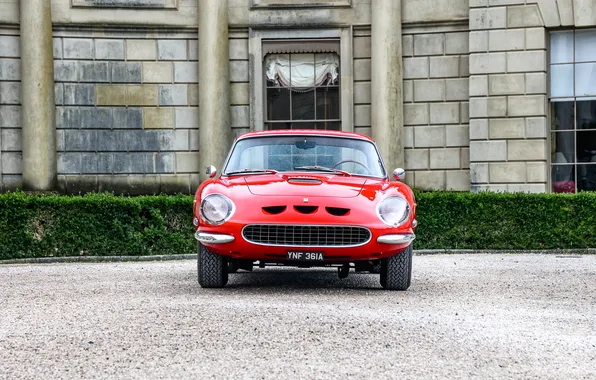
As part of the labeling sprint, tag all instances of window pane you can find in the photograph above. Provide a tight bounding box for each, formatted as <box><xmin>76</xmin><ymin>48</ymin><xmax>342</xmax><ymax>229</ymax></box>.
<box><xmin>577</xmin><ymin>164</ymin><xmax>596</xmax><ymax>191</ymax></box>
<box><xmin>550</xmin><ymin>64</ymin><xmax>574</xmax><ymax>98</ymax></box>
<box><xmin>575</xmin><ymin>62</ymin><xmax>596</xmax><ymax>97</ymax></box>
<box><xmin>289</xmin><ymin>121</ymin><xmax>316</xmax><ymax>129</ymax></box>
<box><xmin>576</xmin><ymin>130</ymin><xmax>596</xmax><ymax>162</ymax></box>
<box><xmin>575</xmin><ymin>29</ymin><xmax>596</xmax><ymax>63</ymax></box>
<box><xmin>550</xmin><ymin>31</ymin><xmax>574</xmax><ymax>64</ymax></box>
<box><xmin>267</xmin><ymin>88</ymin><xmax>291</xmax><ymax>120</ymax></box>
<box><xmin>264</xmin><ymin>51</ymin><xmax>341</xmax><ymax>130</ymax></box>
<box><xmin>291</xmin><ymin>90</ymin><xmax>315</xmax><ymax>120</ymax></box>
<box><xmin>551</xmin><ymin>102</ymin><xmax>574</xmax><ymax>130</ymax></box>
<box><xmin>322</xmin><ymin>121</ymin><xmax>341</xmax><ymax>131</ymax></box>
<box><xmin>576</xmin><ymin>100</ymin><xmax>596</xmax><ymax>130</ymax></box>
<box><xmin>266</xmin><ymin>122</ymin><xmax>291</xmax><ymax>130</ymax></box>
<box><xmin>551</xmin><ymin>131</ymin><xmax>575</xmax><ymax>163</ymax></box>
<box><xmin>316</xmin><ymin>87</ymin><xmax>340</xmax><ymax>120</ymax></box>
<box><xmin>551</xmin><ymin>165</ymin><xmax>575</xmax><ymax>193</ymax></box>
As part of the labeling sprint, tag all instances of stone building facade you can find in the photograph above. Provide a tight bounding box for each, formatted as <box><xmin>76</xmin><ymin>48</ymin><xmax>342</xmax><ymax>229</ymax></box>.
<box><xmin>1</xmin><ymin>0</ymin><xmax>595</xmax><ymax>194</ymax></box>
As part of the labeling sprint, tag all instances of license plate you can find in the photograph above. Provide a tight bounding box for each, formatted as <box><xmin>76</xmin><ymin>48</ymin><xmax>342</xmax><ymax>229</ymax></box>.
<box><xmin>287</xmin><ymin>251</ymin><xmax>324</xmax><ymax>261</ymax></box>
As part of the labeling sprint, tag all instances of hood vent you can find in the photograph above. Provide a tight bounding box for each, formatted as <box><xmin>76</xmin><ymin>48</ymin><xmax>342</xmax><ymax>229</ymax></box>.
<box><xmin>326</xmin><ymin>207</ymin><xmax>350</xmax><ymax>216</ymax></box>
<box><xmin>262</xmin><ymin>206</ymin><xmax>287</xmax><ymax>215</ymax></box>
<box><xmin>287</xmin><ymin>177</ymin><xmax>323</xmax><ymax>184</ymax></box>
<box><xmin>294</xmin><ymin>206</ymin><xmax>318</xmax><ymax>214</ymax></box>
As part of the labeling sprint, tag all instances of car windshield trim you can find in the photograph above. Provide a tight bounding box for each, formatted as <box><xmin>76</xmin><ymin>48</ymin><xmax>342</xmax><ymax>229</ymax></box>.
<box><xmin>221</xmin><ymin>134</ymin><xmax>388</xmax><ymax>179</ymax></box>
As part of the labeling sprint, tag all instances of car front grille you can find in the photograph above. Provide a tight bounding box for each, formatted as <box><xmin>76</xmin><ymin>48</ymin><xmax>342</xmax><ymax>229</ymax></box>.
<box><xmin>242</xmin><ymin>225</ymin><xmax>371</xmax><ymax>247</ymax></box>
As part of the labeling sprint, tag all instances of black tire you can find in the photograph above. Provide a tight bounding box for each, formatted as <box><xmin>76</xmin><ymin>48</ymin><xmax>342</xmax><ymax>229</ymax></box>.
<box><xmin>197</xmin><ymin>242</ymin><xmax>228</xmax><ymax>288</ymax></box>
<box><xmin>380</xmin><ymin>243</ymin><xmax>413</xmax><ymax>290</ymax></box>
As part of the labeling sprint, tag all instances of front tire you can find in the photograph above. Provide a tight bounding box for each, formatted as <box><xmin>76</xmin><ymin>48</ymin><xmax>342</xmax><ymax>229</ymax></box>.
<box><xmin>380</xmin><ymin>243</ymin><xmax>413</xmax><ymax>290</ymax></box>
<box><xmin>197</xmin><ymin>242</ymin><xmax>228</xmax><ymax>288</ymax></box>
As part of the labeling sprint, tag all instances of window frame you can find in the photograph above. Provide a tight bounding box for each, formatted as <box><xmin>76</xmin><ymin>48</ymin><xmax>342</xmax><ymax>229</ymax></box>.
<box><xmin>548</xmin><ymin>28</ymin><xmax>596</xmax><ymax>193</ymax></box>
<box><xmin>249</xmin><ymin>28</ymin><xmax>353</xmax><ymax>132</ymax></box>
<box><xmin>264</xmin><ymin>51</ymin><xmax>341</xmax><ymax>130</ymax></box>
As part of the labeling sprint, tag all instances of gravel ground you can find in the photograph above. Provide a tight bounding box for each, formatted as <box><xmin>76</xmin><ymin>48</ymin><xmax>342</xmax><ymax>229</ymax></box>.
<box><xmin>0</xmin><ymin>254</ymin><xmax>595</xmax><ymax>380</ymax></box>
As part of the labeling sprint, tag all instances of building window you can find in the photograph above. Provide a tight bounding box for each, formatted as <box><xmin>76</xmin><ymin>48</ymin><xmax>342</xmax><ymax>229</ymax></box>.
<box><xmin>550</xmin><ymin>30</ymin><xmax>596</xmax><ymax>193</ymax></box>
<box><xmin>264</xmin><ymin>53</ymin><xmax>340</xmax><ymax>130</ymax></box>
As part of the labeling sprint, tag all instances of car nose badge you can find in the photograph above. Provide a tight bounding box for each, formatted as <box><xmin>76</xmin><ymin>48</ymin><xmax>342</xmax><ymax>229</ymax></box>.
<box><xmin>303</xmin><ymin>198</ymin><xmax>309</xmax><ymax>203</ymax></box>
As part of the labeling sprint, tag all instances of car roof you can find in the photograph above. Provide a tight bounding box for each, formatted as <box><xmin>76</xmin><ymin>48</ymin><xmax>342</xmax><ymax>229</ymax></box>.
<box><xmin>236</xmin><ymin>129</ymin><xmax>375</xmax><ymax>142</ymax></box>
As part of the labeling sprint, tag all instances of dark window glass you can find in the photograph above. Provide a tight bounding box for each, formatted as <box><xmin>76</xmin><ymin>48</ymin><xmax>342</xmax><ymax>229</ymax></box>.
<box><xmin>267</xmin><ymin>88</ymin><xmax>291</xmax><ymax>120</ymax></box>
<box><xmin>318</xmin><ymin>121</ymin><xmax>341</xmax><ymax>131</ymax></box>
<box><xmin>551</xmin><ymin>131</ymin><xmax>575</xmax><ymax>163</ymax></box>
<box><xmin>576</xmin><ymin>130</ymin><xmax>596</xmax><ymax>162</ymax></box>
<box><xmin>577</xmin><ymin>164</ymin><xmax>596</xmax><ymax>191</ymax></box>
<box><xmin>576</xmin><ymin>100</ymin><xmax>596</xmax><ymax>129</ymax></box>
<box><xmin>291</xmin><ymin>91</ymin><xmax>315</xmax><ymax>120</ymax></box>
<box><xmin>290</xmin><ymin>122</ymin><xmax>316</xmax><ymax>130</ymax></box>
<box><xmin>551</xmin><ymin>102</ymin><xmax>574</xmax><ymax>130</ymax></box>
<box><xmin>316</xmin><ymin>87</ymin><xmax>340</xmax><ymax>120</ymax></box>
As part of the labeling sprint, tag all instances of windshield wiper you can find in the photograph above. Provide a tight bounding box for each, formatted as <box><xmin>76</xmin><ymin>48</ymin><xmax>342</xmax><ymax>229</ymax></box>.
<box><xmin>293</xmin><ymin>166</ymin><xmax>350</xmax><ymax>176</ymax></box>
<box><xmin>225</xmin><ymin>168</ymin><xmax>278</xmax><ymax>176</ymax></box>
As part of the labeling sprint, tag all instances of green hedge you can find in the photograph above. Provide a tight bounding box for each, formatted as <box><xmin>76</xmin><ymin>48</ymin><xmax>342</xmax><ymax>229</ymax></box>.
<box><xmin>0</xmin><ymin>192</ymin><xmax>195</xmax><ymax>260</ymax></box>
<box><xmin>1</xmin><ymin>191</ymin><xmax>595</xmax><ymax>260</ymax></box>
<box><xmin>415</xmin><ymin>191</ymin><xmax>596</xmax><ymax>250</ymax></box>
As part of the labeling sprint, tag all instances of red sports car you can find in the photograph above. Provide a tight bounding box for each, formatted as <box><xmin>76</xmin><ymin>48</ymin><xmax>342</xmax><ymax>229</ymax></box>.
<box><xmin>192</xmin><ymin>130</ymin><xmax>417</xmax><ymax>290</ymax></box>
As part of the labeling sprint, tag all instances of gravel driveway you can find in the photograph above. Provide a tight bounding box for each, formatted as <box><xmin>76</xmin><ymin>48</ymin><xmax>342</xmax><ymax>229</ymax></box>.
<box><xmin>0</xmin><ymin>254</ymin><xmax>595</xmax><ymax>380</ymax></box>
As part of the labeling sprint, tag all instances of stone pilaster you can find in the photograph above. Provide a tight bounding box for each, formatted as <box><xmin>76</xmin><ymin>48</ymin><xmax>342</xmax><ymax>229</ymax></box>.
<box><xmin>371</xmin><ymin>0</ymin><xmax>404</xmax><ymax>173</ymax></box>
<box><xmin>20</xmin><ymin>0</ymin><xmax>57</xmax><ymax>190</ymax></box>
<box><xmin>198</xmin><ymin>0</ymin><xmax>231</xmax><ymax>182</ymax></box>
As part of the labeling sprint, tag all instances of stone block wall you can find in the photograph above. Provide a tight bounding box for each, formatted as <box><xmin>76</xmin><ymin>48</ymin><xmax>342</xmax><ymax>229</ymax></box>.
<box><xmin>353</xmin><ymin>26</ymin><xmax>470</xmax><ymax>190</ymax></box>
<box><xmin>402</xmin><ymin>27</ymin><xmax>470</xmax><ymax>191</ymax></box>
<box><xmin>0</xmin><ymin>28</ymin><xmax>22</xmax><ymax>191</ymax></box>
<box><xmin>468</xmin><ymin>1</ymin><xmax>551</xmax><ymax>193</ymax></box>
<box><xmin>468</xmin><ymin>0</ymin><xmax>596</xmax><ymax>193</ymax></box>
<box><xmin>52</xmin><ymin>28</ymin><xmax>200</xmax><ymax>194</ymax></box>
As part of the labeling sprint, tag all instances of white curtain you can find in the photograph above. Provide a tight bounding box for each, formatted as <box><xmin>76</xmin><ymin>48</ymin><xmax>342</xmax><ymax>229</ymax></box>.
<box><xmin>265</xmin><ymin>53</ymin><xmax>339</xmax><ymax>91</ymax></box>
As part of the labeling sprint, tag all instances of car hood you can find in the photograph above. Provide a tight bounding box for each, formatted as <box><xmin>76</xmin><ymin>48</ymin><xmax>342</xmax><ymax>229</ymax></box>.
<box><xmin>243</xmin><ymin>174</ymin><xmax>368</xmax><ymax>198</ymax></box>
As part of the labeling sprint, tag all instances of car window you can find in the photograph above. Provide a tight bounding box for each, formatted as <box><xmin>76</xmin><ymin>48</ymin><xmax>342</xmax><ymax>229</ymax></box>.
<box><xmin>224</xmin><ymin>135</ymin><xmax>386</xmax><ymax>177</ymax></box>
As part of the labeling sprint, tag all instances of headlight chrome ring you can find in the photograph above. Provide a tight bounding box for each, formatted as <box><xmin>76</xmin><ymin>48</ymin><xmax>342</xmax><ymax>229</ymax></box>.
<box><xmin>376</xmin><ymin>196</ymin><xmax>411</xmax><ymax>227</ymax></box>
<box><xmin>200</xmin><ymin>194</ymin><xmax>235</xmax><ymax>225</ymax></box>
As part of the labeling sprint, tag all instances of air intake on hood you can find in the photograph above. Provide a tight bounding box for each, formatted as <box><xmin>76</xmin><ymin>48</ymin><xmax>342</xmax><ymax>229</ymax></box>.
<box><xmin>262</xmin><ymin>206</ymin><xmax>287</xmax><ymax>215</ymax></box>
<box><xmin>287</xmin><ymin>177</ymin><xmax>323</xmax><ymax>184</ymax></box>
<box><xmin>325</xmin><ymin>207</ymin><xmax>350</xmax><ymax>216</ymax></box>
<box><xmin>294</xmin><ymin>206</ymin><xmax>318</xmax><ymax>214</ymax></box>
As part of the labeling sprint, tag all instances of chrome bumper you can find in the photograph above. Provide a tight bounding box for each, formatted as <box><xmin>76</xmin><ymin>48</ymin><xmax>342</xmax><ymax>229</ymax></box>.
<box><xmin>377</xmin><ymin>233</ymin><xmax>416</xmax><ymax>245</ymax></box>
<box><xmin>195</xmin><ymin>231</ymin><xmax>235</xmax><ymax>244</ymax></box>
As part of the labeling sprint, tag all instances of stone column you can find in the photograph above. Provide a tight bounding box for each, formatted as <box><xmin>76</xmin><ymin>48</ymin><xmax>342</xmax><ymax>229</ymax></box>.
<box><xmin>198</xmin><ymin>0</ymin><xmax>231</xmax><ymax>182</ymax></box>
<box><xmin>371</xmin><ymin>0</ymin><xmax>404</xmax><ymax>174</ymax></box>
<box><xmin>20</xmin><ymin>0</ymin><xmax>57</xmax><ymax>191</ymax></box>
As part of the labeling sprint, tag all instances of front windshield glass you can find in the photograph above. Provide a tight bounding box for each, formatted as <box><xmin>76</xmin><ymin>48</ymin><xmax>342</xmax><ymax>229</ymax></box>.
<box><xmin>223</xmin><ymin>135</ymin><xmax>386</xmax><ymax>178</ymax></box>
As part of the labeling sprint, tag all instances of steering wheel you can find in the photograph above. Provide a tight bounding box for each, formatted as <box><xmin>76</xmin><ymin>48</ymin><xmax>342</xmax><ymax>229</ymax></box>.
<box><xmin>331</xmin><ymin>159</ymin><xmax>370</xmax><ymax>173</ymax></box>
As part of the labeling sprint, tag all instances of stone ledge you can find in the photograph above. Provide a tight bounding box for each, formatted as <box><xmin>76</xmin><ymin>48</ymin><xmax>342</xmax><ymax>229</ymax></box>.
<box><xmin>71</xmin><ymin>0</ymin><xmax>178</xmax><ymax>9</ymax></box>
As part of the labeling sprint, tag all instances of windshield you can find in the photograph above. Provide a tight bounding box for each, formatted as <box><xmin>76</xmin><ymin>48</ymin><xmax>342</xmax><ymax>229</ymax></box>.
<box><xmin>223</xmin><ymin>135</ymin><xmax>386</xmax><ymax>178</ymax></box>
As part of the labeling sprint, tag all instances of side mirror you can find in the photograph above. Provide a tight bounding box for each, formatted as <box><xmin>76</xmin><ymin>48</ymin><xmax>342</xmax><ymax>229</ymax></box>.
<box><xmin>206</xmin><ymin>165</ymin><xmax>217</xmax><ymax>179</ymax></box>
<box><xmin>393</xmin><ymin>168</ymin><xmax>405</xmax><ymax>181</ymax></box>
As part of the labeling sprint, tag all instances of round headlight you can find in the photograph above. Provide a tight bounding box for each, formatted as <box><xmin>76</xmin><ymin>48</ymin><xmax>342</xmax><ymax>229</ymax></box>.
<box><xmin>376</xmin><ymin>196</ymin><xmax>410</xmax><ymax>227</ymax></box>
<box><xmin>200</xmin><ymin>194</ymin><xmax>235</xmax><ymax>225</ymax></box>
